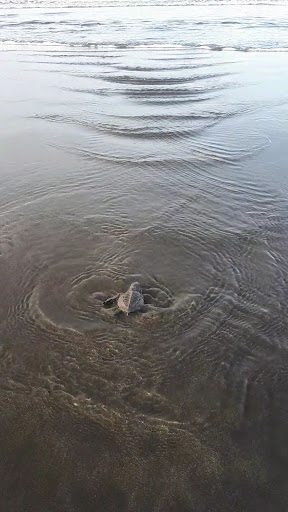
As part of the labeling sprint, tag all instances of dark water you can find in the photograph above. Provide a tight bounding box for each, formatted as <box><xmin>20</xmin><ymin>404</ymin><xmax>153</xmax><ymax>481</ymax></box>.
<box><xmin>1</xmin><ymin>5</ymin><xmax>288</xmax><ymax>512</ymax></box>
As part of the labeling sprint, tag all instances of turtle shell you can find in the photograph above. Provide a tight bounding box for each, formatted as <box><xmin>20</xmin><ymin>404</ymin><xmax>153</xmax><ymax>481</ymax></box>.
<box><xmin>117</xmin><ymin>282</ymin><xmax>144</xmax><ymax>315</ymax></box>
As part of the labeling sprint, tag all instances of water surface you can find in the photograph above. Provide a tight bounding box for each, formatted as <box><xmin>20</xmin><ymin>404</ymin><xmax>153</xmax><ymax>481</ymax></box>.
<box><xmin>1</xmin><ymin>5</ymin><xmax>288</xmax><ymax>511</ymax></box>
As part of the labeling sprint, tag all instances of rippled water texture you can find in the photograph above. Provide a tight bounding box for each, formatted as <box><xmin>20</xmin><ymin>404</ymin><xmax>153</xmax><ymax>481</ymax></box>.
<box><xmin>1</xmin><ymin>5</ymin><xmax>288</xmax><ymax>51</ymax></box>
<box><xmin>1</xmin><ymin>5</ymin><xmax>288</xmax><ymax>512</ymax></box>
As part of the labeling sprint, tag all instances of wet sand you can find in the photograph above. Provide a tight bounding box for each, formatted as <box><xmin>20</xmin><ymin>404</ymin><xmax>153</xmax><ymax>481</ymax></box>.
<box><xmin>1</xmin><ymin>44</ymin><xmax>288</xmax><ymax>511</ymax></box>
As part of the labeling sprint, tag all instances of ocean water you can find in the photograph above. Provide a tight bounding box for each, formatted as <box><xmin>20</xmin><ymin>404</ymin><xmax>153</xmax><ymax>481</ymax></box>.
<box><xmin>0</xmin><ymin>4</ymin><xmax>288</xmax><ymax>51</ymax></box>
<box><xmin>1</xmin><ymin>3</ymin><xmax>288</xmax><ymax>512</ymax></box>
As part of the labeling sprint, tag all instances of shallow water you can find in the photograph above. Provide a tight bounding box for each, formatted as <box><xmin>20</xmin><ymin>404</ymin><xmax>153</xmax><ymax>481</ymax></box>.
<box><xmin>1</xmin><ymin>5</ymin><xmax>288</xmax><ymax>512</ymax></box>
<box><xmin>1</xmin><ymin>5</ymin><xmax>288</xmax><ymax>51</ymax></box>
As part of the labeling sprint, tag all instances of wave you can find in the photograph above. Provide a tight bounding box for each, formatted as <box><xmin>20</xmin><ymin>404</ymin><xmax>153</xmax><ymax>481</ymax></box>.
<box><xmin>1</xmin><ymin>39</ymin><xmax>288</xmax><ymax>52</ymax></box>
<box><xmin>1</xmin><ymin>4</ymin><xmax>287</xmax><ymax>52</ymax></box>
<box><xmin>0</xmin><ymin>0</ymin><xmax>287</xmax><ymax>6</ymax></box>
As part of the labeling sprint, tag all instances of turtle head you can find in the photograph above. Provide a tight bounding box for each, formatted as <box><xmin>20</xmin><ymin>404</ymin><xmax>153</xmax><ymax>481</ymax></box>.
<box><xmin>130</xmin><ymin>282</ymin><xmax>141</xmax><ymax>292</ymax></box>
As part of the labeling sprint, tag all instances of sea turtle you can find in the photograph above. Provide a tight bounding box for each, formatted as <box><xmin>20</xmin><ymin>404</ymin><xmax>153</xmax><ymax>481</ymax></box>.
<box><xmin>103</xmin><ymin>282</ymin><xmax>144</xmax><ymax>315</ymax></box>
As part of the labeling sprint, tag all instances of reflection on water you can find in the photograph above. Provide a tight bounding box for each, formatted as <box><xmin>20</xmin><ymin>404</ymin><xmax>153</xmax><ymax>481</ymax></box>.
<box><xmin>1</xmin><ymin>9</ymin><xmax>288</xmax><ymax>510</ymax></box>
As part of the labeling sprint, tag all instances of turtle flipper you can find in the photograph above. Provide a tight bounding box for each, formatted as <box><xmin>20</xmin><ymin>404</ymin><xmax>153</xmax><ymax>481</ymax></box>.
<box><xmin>103</xmin><ymin>294</ymin><xmax>120</xmax><ymax>308</ymax></box>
